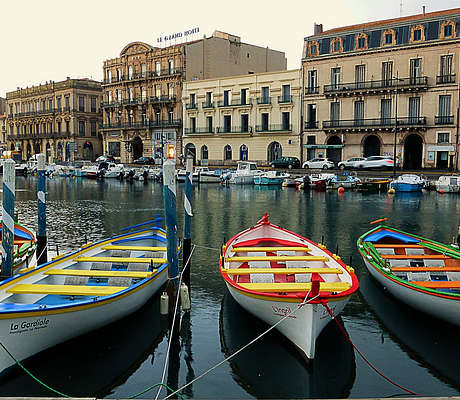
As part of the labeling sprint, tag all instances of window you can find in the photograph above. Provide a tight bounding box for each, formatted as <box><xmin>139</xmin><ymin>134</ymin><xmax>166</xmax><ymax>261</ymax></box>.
<box><xmin>190</xmin><ymin>93</ymin><xmax>196</xmax><ymax>107</ymax></box>
<box><xmin>168</xmin><ymin>110</ymin><xmax>174</xmax><ymax>123</ymax></box>
<box><xmin>155</xmin><ymin>84</ymin><xmax>161</xmax><ymax>98</ymax></box>
<box><xmin>91</xmin><ymin>121</ymin><xmax>96</xmax><ymax>136</ymax></box>
<box><xmin>42</xmin><ymin>100</ymin><xmax>46</xmax><ymax>111</ymax></box>
<box><xmin>168</xmin><ymin>59</ymin><xmax>174</xmax><ymax>74</ymax></box>
<box><xmin>155</xmin><ymin>112</ymin><xmax>160</xmax><ymax>124</ymax></box>
<box><xmin>408</xmin><ymin>97</ymin><xmax>420</xmax><ymax>123</ymax></box>
<box><xmin>224</xmin><ymin>145</ymin><xmax>232</xmax><ymax>160</ymax></box>
<box><xmin>109</xmin><ymin>142</ymin><xmax>121</xmax><ymax>157</ymax></box>
<box><xmin>91</xmin><ymin>97</ymin><xmax>96</xmax><ymax>112</ymax></box>
<box><xmin>190</xmin><ymin>117</ymin><xmax>196</xmax><ymax>133</ymax></box>
<box><xmin>354</xmin><ymin>101</ymin><xmax>364</xmax><ymax>125</ymax></box>
<box><xmin>330</xmin><ymin>102</ymin><xmax>340</xmax><ymax>123</ymax></box>
<box><xmin>78</xmin><ymin>96</ymin><xmax>85</xmax><ymax>112</ymax></box>
<box><xmin>331</xmin><ymin>38</ymin><xmax>342</xmax><ymax>53</ymax></box>
<box><xmin>310</xmin><ymin>44</ymin><xmax>317</xmax><ymax>55</ymax></box>
<box><xmin>79</xmin><ymin>121</ymin><xmax>85</xmax><ymax>136</ymax></box>
<box><xmin>444</xmin><ymin>24</ymin><xmax>453</xmax><ymax>38</ymax></box>
<box><xmin>307</xmin><ymin>70</ymin><xmax>317</xmax><ymax>93</ymax></box>
<box><xmin>410</xmin><ymin>58</ymin><xmax>422</xmax><ymax>83</ymax></box>
<box><xmin>206</xmin><ymin>91</ymin><xmax>212</xmax><ymax>106</ymax></box>
<box><xmin>48</xmin><ymin>99</ymin><xmax>53</xmax><ymax>110</ymax></box>
<box><xmin>49</xmin><ymin>123</ymin><xmax>52</xmax><ymax>133</ymax></box>
<box><xmin>241</xmin><ymin>88</ymin><xmax>248</xmax><ymax>105</ymax></box>
<box><xmin>207</xmin><ymin>116</ymin><xmax>213</xmax><ymax>132</ymax></box>
<box><xmin>107</xmin><ymin>70</ymin><xmax>112</xmax><ymax>83</ymax></box>
<box><xmin>156</xmin><ymin>61</ymin><xmax>161</xmax><ymax>76</ymax></box>
<box><xmin>223</xmin><ymin>90</ymin><xmax>230</xmax><ymax>106</ymax></box>
<box><xmin>438</xmin><ymin>95</ymin><xmax>452</xmax><ymax>124</ymax></box>
<box><xmin>385</xmin><ymin>33</ymin><xmax>393</xmax><ymax>44</ymax></box>
<box><xmin>66</xmin><ymin>121</ymin><xmax>70</xmax><ymax>132</ymax></box>
<box><xmin>410</xmin><ymin>25</ymin><xmax>425</xmax><ymax>43</ymax></box>
<box><xmin>413</xmin><ymin>29</ymin><xmax>422</xmax><ymax>41</ymax></box>
<box><xmin>128</xmin><ymin>66</ymin><xmax>133</xmax><ymax>79</ymax></box>
<box><xmin>141</xmin><ymin>64</ymin><xmax>146</xmax><ymax>78</ymax></box>
<box><xmin>357</xmin><ymin>36</ymin><xmax>366</xmax><ymax>49</ymax></box>
<box><xmin>382</xmin><ymin>61</ymin><xmax>393</xmax><ymax>86</ymax></box>
<box><xmin>380</xmin><ymin>99</ymin><xmax>392</xmax><ymax>124</ymax></box>
<box><xmin>168</xmin><ymin>83</ymin><xmax>174</xmax><ymax>97</ymax></box>
<box><xmin>224</xmin><ymin>115</ymin><xmax>231</xmax><ymax>132</ymax></box>
<box><xmin>241</xmin><ymin>114</ymin><xmax>249</xmax><ymax>132</ymax></box>
<box><xmin>439</xmin><ymin>55</ymin><xmax>453</xmax><ymax>83</ymax></box>
<box><xmin>57</xmin><ymin>98</ymin><xmax>61</xmax><ymax>110</ymax></box>
<box><xmin>140</xmin><ymin>87</ymin><xmax>146</xmax><ymax>101</ymax></box>
<box><xmin>438</xmin><ymin>132</ymin><xmax>449</xmax><ymax>143</ymax></box>
<box><xmin>282</xmin><ymin>112</ymin><xmax>290</xmax><ymax>130</ymax></box>
<box><xmin>261</xmin><ymin>113</ymin><xmax>269</xmax><ymax>131</ymax></box>
<box><xmin>116</xmin><ymin>68</ymin><xmax>121</xmax><ymax>81</ymax></box>
<box><xmin>306</xmin><ymin>104</ymin><xmax>316</xmax><ymax>129</ymax></box>
<box><xmin>355</xmin><ymin>64</ymin><xmax>366</xmax><ymax>88</ymax></box>
<box><xmin>201</xmin><ymin>145</ymin><xmax>208</xmax><ymax>160</ymax></box>
<box><xmin>282</xmin><ymin>85</ymin><xmax>291</xmax><ymax>102</ymax></box>
<box><xmin>57</xmin><ymin>122</ymin><xmax>61</xmax><ymax>133</ymax></box>
<box><xmin>331</xmin><ymin>67</ymin><xmax>340</xmax><ymax>89</ymax></box>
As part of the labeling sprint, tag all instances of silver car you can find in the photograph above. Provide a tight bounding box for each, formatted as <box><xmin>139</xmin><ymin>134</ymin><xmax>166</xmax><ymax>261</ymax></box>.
<box><xmin>337</xmin><ymin>157</ymin><xmax>365</xmax><ymax>170</ymax></box>
<box><xmin>302</xmin><ymin>158</ymin><xmax>335</xmax><ymax>169</ymax></box>
<box><xmin>356</xmin><ymin>156</ymin><xmax>396</xmax><ymax>170</ymax></box>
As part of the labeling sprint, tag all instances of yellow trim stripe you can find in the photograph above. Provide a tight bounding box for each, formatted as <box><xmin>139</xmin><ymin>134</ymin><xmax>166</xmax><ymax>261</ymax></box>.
<box><xmin>238</xmin><ymin>282</ymin><xmax>351</xmax><ymax>292</ymax></box>
<box><xmin>223</xmin><ymin>267</ymin><xmax>342</xmax><ymax>275</ymax></box>
<box><xmin>103</xmin><ymin>245</ymin><xmax>167</xmax><ymax>251</ymax></box>
<box><xmin>232</xmin><ymin>247</ymin><xmax>311</xmax><ymax>252</ymax></box>
<box><xmin>44</xmin><ymin>269</ymin><xmax>156</xmax><ymax>278</ymax></box>
<box><xmin>225</xmin><ymin>255</ymin><xmax>329</xmax><ymax>262</ymax></box>
<box><xmin>74</xmin><ymin>257</ymin><xmax>167</xmax><ymax>264</ymax></box>
<box><xmin>7</xmin><ymin>284</ymin><xmax>126</xmax><ymax>296</ymax></box>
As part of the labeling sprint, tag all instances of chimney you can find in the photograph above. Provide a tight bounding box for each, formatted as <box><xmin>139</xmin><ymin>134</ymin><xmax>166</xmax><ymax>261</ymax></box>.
<box><xmin>422</xmin><ymin>5</ymin><xmax>425</xmax><ymax>15</ymax></box>
<box><xmin>314</xmin><ymin>23</ymin><xmax>323</xmax><ymax>35</ymax></box>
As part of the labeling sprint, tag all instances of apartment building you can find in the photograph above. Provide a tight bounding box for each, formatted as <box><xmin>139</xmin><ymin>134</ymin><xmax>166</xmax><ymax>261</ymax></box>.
<box><xmin>6</xmin><ymin>78</ymin><xmax>103</xmax><ymax>162</ymax></box>
<box><xmin>182</xmin><ymin>69</ymin><xmax>301</xmax><ymax>165</ymax></box>
<box><xmin>302</xmin><ymin>8</ymin><xmax>460</xmax><ymax>169</ymax></box>
<box><xmin>101</xmin><ymin>30</ymin><xmax>287</xmax><ymax>164</ymax></box>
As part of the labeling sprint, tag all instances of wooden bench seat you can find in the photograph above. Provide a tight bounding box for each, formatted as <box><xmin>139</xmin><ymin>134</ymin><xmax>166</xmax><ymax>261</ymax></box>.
<box><xmin>74</xmin><ymin>256</ymin><xmax>167</xmax><ymax>264</ymax></box>
<box><xmin>45</xmin><ymin>269</ymin><xmax>157</xmax><ymax>278</ymax></box>
<box><xmin>392</xmin><ymin>267</ymin><xmax>460</xmax><ymax>272</ymax></box>
<box><xmin>408</xmin><ymin>281</ymin><xmax>460</xmax><ymax>289</ymax></box>
<box><xmin>225</xmin><ymin>255</ymin><xmax>329</xmax><ymax>263</ymax></box>
<box><xmin>381</xmin><ymin>254</ymin><xmax>447</xmax><ymax>260</ymax></box>
<box><xmin>238</xmin><ymin>282</ymin><xmax>351</xmax><ymax>293</ymax></box>
<box><xmin>232</xmin><ymin>246</ymin><xmax>311</xmax><ymax>253</ymax></box>
<box><xmin>103</xmin><ymin>245</ymin><xmax>166</xmax><ymax>252</ymax></box>
<box><xmin>373</xmin><ymin>244</ymin><xmax>423</xmax><ymax>248</ymax></box>
<box><xmin>223</xmin><ymin>267</ymin><xmax>342</xmax><ymax>275</ymax></box>
<box><xmin>7</xmin><ymin>284</ymin><xmax>127</xmax><ymax>296</ymax></box>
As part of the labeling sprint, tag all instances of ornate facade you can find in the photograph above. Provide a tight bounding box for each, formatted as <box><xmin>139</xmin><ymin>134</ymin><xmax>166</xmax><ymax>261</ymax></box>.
<box><xmin>6</xmin><ymin>78</ymin><xmax>102</xmax><ymax>162</ymax></box>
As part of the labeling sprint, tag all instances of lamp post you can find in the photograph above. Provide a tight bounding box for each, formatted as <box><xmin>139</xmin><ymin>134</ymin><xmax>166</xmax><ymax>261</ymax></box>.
<box><xmin>393</xmin><ymin>72</ymin><xmax>399</xmax><ymax>179</ymax></box>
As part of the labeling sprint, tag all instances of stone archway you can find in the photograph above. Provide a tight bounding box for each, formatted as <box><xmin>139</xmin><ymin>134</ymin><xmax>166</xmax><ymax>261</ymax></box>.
<box><xmin>403</xmin><ymin>134</ymin><xmax>423</xmax><ymax>169</ymax></box>
<box><xmin>131</xmin><ymin>137</ymin><xmax>143</xmax><ymax>161</ymax></box>
<box><xmin>267</xmin><ymin>142</ymin><xmax>282</xmax><ymax>162</ymax></box>
<box><xmin>184</xmin><ymin>143</ymin><xmax>196</xmax><ymax>165</ymax></box>
<box><xmin>326</xmin><ymin>136</ymin><xmax>342</xmax><ymax>165</ymax></box>
<box><xmin>363</xmin><ymin>135</ymin><xmax>381</xmax><ymax>157</ymax></box>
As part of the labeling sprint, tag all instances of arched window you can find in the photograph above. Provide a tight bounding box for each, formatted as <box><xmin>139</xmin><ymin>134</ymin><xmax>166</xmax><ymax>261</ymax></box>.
<box><xmin>240</xmin><ymin>144</ymin><xmax>248</xmax><ymax>161</ymax></box>
<box><xmin>224</xmin><ymin>145</ymin><xmax>232</xmax><ymax>160</ymax></box>
<box><xmin>201</xmin><ymin>145</ymin><xmax>208</xmax><ymax>160</ymax></box>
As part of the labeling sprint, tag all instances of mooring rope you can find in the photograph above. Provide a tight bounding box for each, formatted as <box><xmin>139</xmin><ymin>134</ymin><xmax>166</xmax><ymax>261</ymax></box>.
<box><xmin>161</xmin><ymin>290</ymin><xmax>320</xmax><ymax>400</ymax></box>
<box><xmin>323</xmin><ymin>303</ymin><xmax>418</xmax><ymax>396</ymax></box>
<box><xmin>192</xmin><ymin>243</ymin><xmax>221</xmax><ymax>251</ymax></box>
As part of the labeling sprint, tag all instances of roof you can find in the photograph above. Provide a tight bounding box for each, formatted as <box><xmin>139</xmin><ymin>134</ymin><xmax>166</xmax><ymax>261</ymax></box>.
<box><xmin>311</xmin><ymin>7</ymin><xmax>460</xmax><ymax>38</ymax></box>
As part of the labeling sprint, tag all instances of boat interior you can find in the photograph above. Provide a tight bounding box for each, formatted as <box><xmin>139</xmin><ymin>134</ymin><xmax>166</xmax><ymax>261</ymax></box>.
<box><xmin>364</xmin><ymin>229</ymin><xmax>460</xmax><ymax>293</ymax></box>
<box><xmin>0</xmin><ymin>233</ymin><xmax>167</xmax><ymax>309</ymax></box>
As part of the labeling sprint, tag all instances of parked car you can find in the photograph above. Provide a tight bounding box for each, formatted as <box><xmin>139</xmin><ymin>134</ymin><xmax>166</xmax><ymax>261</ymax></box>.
<box><xmin>96</xmin><ymin>155</ymin><xmax>115</xmax><ymax>163</ymax></box>
<box><xmin>269</xmin><ymin>156</ymin><xmax>300</xmax><ymax>169</ymax></box>
<box><xmin>302</xmin><ymin>158</ymin><xmax>335</xmax><ymax>170</ymax></box>
<box><xmin>356</xmin><ymin>156</ymin><xmax>396</xmax><ymax>170</ymax></box>
<box><xmin>133</xmin><ymin>156</ymin><xmax>155</xmax><ymax>165</ymax></box>
<box><xmin>338</xmin><ymin>157</ymin><xmax>365</xmax><ymax>170</ymax></box>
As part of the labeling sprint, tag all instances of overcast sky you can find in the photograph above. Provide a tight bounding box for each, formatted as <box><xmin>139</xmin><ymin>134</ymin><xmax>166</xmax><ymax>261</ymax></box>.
<box><xmin>1</xmin><ymin>0</ymin><xmax>459</xmax><ymax>97</ymax></box>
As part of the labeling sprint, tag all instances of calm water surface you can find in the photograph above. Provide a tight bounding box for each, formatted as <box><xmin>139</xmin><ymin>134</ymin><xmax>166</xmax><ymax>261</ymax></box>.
<box><xmin>0</xmin><ymin>177</ymin><xmax>459</xmax><ymax>399</ymax></box>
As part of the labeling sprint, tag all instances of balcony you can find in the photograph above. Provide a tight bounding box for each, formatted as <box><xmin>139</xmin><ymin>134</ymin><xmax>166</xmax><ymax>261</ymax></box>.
<box><xmin>255</xmin><ymin>124</ymin><xmax>292</xmax><ymax>132</ymax></box>
<box><xmin>150</xmin><ymin>95</ymin><xmax>177</xmax><ymax>104</ymax></box>
<box><xmin>436</xmin><ymin>74</ymin><xmax>456</xmax><ymax>84</ymax></box>
<box><xmin>202</xmin><ymin>101</ymin><xmax>214</xmax><ymax>109</ymax></box>
<box><xmin>278</xmin><ymin>95</ymin><xmax>292</xmax><ymax>104</ymax></box>
<box><xmin>185</xmin><ymin>103</ymin><xmax>197</xmax><ymax>110</ymax></box>
<box><xmin>8</xmin><ymin>131</ymin><xmax>74</xmax><ymax>140</ymax></box>
<box><xmin>323</xmin><ymin>116</ymin><xmax>427</xmax><ymax>132</ymax></box>
<box><xmin>151</xmin><ymin>119</ymin><xmax>182</xmax><ymax>128</ymax></box>
<box><xmin>123</xmin><ymin>98</ymin><xmax>147</xmax><ymax>106</ymax></box>
<box><xmin>149</xmin><ymin>68</ymin><xmax>184</xmax><ymax>78</ymax></box>
<box><xmin>304</xmin><ymin>121</ymin><xmax>319</xmax><ymax>129</ymax></box>
<box><xmin>257</xmin><ymin>97</ymin><xmax>271</xmax><ymax>105</ymax></box>
<box><xmin>216</xmin><ymin>125</ymin><xmax>251</xmax><ymax>134</ymax></box>
<box><xmin>101</xmin><ymin>101</ymin><xmax>121</xmax><ymax>108</ymax></box>
<box><xmin>305</xmin><ymin>86</ymin><xmax>319</xmax><ymax>95</ymax></box>
<box><xmin>184</xmin><ymin>127</ymin><xmax>214</xmax><ymax>134</ymax></box>
<box><xmin>100</xmin><ymin>119</ymin><xmax>182</xmax><ymax>130</ymax></box>
<box><xmin>324</xmin><ymin>76</ymin><xmax>428</xmax><ymax>97</ymax></box>
<box><xmin>102</xmin><ymin>77</ymin><xmax>123</xmax><ymax>85</ymax></box>
<box><xmin>435</xmin><ymin>115</ymin><xmax>454</xmax><ymax>125</ymax></box>
<box><xmin>217</xmin><ymin>99</ymin><xmax>252</xmax><ymax>108</ymax></box>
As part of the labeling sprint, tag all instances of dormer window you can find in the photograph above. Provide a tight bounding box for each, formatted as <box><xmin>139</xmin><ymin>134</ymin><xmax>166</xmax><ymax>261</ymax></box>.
<box><xmin>385</xmin><ymin>33</ymin><xmax>393</xmax><ymax>44</ymax></box>
<box><xmin>333</xmin><ymin>41</ymin><xmax>340</xmax><ymax>52</ymax></box>
<box><xmin>382</xmin><ymin>29</ymin><xmax>396</xmax><ymax>46</ymax></box>
<box><xmin>331</xmin><ymin>37</ymin><xmax>343</xmax><ymax>54</ymax></box>
<box><xmin>310</xmin><ymin>44</ymin><xmax>317</xmax><ymax>55</ymax></box>
<box><xmin>413</xmin><ymin>29</ymin><xmax>422</xmax><ymax>41</ymax></box>
<box><xmin>355</xmin><ymin>33</ymin><xmax>368</xmax><ymax>50</ymax></box>
<box><xmin>410</xmin><ymin>25</ymin><xmax>425</xmax><ymax>43</ymax></box>
<box><xmin>440</xmin><ymin>21</ymin><xmax>455</xmax><ymax>39</ymax></box>
<box><xmin>308</xmin><ymin>41</ymin><xmax>319</xmax><ymax>57</ymax></box>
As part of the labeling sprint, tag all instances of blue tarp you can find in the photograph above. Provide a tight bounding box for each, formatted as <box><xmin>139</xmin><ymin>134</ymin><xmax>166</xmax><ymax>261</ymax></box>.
<box><xmin>364</xmin><ymin>229</ymin><xmax>420</xmax><ymax>244</ymax></box>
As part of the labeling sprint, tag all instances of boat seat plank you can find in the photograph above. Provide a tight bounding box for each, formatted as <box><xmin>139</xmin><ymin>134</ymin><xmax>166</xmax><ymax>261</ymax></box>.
<box><xmin>408</xmin><ymin>281</ymin><xmax>460</xmax><ymax>289</ymax></box>
<box><xmin>45</xmin><ymin>269</ymin><xmax>156</xmax><ymax>278</ymax></box>
<box><xmin>373</xmin><ymin>244</ymin><xmax>424</xmax><ymax>248</ymax></box>
<box><xmin>74</xmin><ymin>257</ymin><xmax>167</xmax><ymax>264</ymax></box>
<box><xmin>226</xmin><ymin>256</ymin><xmax>329</xmax><ymax>262</ymax></box>
<box><xmin>6</xmin><ymin>284</ymin><xmax>126</xmax><ymax>296</ymax></box>
<box><xmin>224</xmin><ymin>268</ymin><xmax>342</xmax><ymax>275</ymax></box>
<box><xmin>392</xmin><ymin>267</ymin><xmax>460</xmax><ymax>272</ymax></box>
<box><xmin>103</xmin><ymin>245</ymin><xmax>167</xmax><ymax>251</ymax></box>
<box><xmin>381</xmin><ymin>255</ymin><xmax>447</xmax><ymax>260</ymax></box>
<box><xmin>238</xmin><ymin>282</ymin><xmax>351</xmax><ymax>293</ymax></box>
<box><xmin>232</xmin><ymin>247</ymin><xmax>311</xmax><ymax>252</ymax></box>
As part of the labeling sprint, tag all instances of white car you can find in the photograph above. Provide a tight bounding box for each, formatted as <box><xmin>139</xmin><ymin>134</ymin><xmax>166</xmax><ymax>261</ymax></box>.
<box><xmin>338</xmin><ymin>157</ymin><xmax>365</xmax><ymax>170</ymax></box>
<box><xmin>302</xmin><ymin>158</ymin><xmax>335</xmax><ymax>169</ymax></box>
<box><xmin>356</xmin><ymin>156</ymin><xmax>396</xmax><ymax>170</ymax></box>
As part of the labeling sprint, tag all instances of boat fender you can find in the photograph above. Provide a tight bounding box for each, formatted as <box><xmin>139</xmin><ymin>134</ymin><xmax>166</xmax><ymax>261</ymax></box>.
<box><xmin>180</xmin><ymin>283</ymin><xmax>191</xmax><ymax>311</ymax></box>
<box><xmin>346</xmin><ymin>265</ymin><xmax>354</xmax><ymax>274</ymax></box>
<box><xmin>332</xmin><ymin>254</ymin><xmax>341</xmax><ymax>261</ymax></box>
<box><xmin>160</xmin><ymin>292</ymin><xmax>169</xmax><ymax>315</ymax></box>
<box><xmin>317</xmin><ymin>243</ymin><xmax>326</xmax><ymax>250</ymax></box>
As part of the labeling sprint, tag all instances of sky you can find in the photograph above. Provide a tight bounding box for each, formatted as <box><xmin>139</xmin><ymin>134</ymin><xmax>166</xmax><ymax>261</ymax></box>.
<box><xmin>1</xmin><ymin>0</ymin><xmax>460</xmax><ymax>97</ymax></box>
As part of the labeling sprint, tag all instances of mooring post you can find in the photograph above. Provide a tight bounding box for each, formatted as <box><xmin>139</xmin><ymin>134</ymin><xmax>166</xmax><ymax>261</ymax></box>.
<box><xmin>37</xmin><ymin>154</ymin><xmax>47</xmax><ymax>266</ymax></box>
<box><xmin>1</xmin><ymin>159</ymin><xmax>16</xmax><ymax>279</ymax></box>
<box><xmin>162</xmin><ymin>159</ymin><xmax>179</xmax><ymax>319</ymax></box>
<box><xmin>183</xmin><ymin>155</ymin><xmax>193</xmax><ymax>291</ymax></box>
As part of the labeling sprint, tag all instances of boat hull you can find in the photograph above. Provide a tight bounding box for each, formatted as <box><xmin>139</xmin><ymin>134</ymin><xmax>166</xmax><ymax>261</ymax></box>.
<box><xmin>254</xmin><ymin>177</ymin><xmax>283</xmax><ymax>185</ymax></box>
<box><xmin>390</xmin><ymin>182</ymin><xmax>423</xmax><ymax>192</ymax></box>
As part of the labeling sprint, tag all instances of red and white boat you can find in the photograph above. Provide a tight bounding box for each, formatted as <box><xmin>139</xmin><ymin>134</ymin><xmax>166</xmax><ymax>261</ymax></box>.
<box><xmin>219</xmin><ymin>214</ymin><xmax>359</xmax><ymax>360</ymax></box>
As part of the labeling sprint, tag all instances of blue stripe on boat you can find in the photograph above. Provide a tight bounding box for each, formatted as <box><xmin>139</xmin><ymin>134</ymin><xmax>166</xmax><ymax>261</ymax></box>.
<box><xmin>364</xmin><ymin>229</ymin><xmax>420</xmax><ymax>243</ymax></box>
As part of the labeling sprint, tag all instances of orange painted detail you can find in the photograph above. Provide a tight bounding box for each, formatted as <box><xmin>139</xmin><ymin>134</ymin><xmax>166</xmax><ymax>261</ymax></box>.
<box><xmin>392</xmin><ymin>267</ymin><xmax>460</xmax><ymax>272</ymax></box>
<box><xmin>381</xmin><ymin>254</ymin><xmax>447</xmax><ymax>260</ymax></box>
<box><xmin>409</xmin><ymin>281</ymin><xmax>460</xmax><ymax>289</ymax></box>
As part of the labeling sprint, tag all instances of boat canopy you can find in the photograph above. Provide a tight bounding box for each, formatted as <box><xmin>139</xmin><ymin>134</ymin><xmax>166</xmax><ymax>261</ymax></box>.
<box><xmin>363</xmin><ymin>229</ymin><xmax>419</xmax><ymax>244</ymax></box>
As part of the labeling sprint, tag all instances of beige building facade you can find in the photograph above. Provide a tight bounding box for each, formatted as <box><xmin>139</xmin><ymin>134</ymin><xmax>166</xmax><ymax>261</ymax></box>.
<box><xmin>6</xmin><ymin>78</ymin><xmax>103</xmax><ymax>162</ymax></box>
<box><xmin>101</xmin><ymin>30</ymin><xmax>287</xmax><ymax>164</ymax></box>
<box><xmin>302</xmin><ymin>8</ymin><xmax>460</xmax><ymax>170</ymax></box>
<box><xmin>182</xmin><ymin>69</ymin><xmax>301</xmax><ymax>165</ymax></box>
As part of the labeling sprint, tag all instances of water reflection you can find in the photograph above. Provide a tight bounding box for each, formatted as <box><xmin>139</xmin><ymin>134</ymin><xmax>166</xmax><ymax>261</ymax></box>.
<box><xmin>219</xmin><ymin>293</ymin><xmax>356</xmax><ymax>398</ymax></box>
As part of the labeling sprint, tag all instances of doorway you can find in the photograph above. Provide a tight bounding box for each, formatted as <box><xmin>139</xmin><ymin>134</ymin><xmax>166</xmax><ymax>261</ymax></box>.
<box><xmin>403</xmin><ymin>134</ymin><xmax>423</xmax><ymax>169</ymax></box>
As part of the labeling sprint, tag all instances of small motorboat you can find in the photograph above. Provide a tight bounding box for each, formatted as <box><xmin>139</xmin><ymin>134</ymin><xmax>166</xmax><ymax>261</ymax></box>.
<box><xmin>254</xmin><ymin>170</ymin><xmax>289</xmax><ymax>185</ymax></box>
<box><xmin>356</xmin><ymin>178</ymin><xmax>390</xmax><ymax>193</ymax></box>
<box><xmin>99</xmin><ymin>162</ymin><xmax>125</xmax><ymax>179</ymax></box>
<box><xmin>390</xmin><ymin>174</ymin><xmax>425</xmax><ymax>192</ymax></box>
<box><xmin>435</xmin><ymin>175</ymin><xmax>460</xmax><ymax>193</ymax></box>
<box><xmin>81</xmin><ymin>164</ymin><xmax>101</xmax><ymax>179</ymax></box>
<box><xmin>358</xmin><ymin>220</ymin><xmax>460</xmax><ymax>327</ymax></box>
<box><xmin>327</xmin><ymin>173</ymin><xmax>360</xmax><ymax>190</ymax></box>
<box><xmin>220</xmin><ymin>213</ymin><xmax>358</xmax><ymax>360</ymax></box>
<box><xmin>196</xmin><ymin>167</ymin><xmax>221</xmax><ymax>183</ymax></box>
<box><xmin>228</xmin><ymin>161</ymin><xmax>262</xmax><ymax>185</ymax></box>
<box><xmin>0</xmin><ymin>223</ymin><xmax>170</xmax><ymax>374</ymax></box>
<box><xmin>0</xmin><ymin>222</ymin><xmax>37</xmax><ymax>276</ymax></box>
<box><xmin>309</xmin><ymin>173</ymin><xmax>335</xmax><ymax>190</ymax></box>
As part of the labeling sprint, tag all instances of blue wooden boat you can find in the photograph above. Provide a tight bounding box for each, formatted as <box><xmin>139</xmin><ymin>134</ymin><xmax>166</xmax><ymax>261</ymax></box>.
<box><xmin>390</xmin><ymin>174</ymin><xmax>425</xmax><ymax>192</ymax></box>
<box><xmin>254</xmin><ymin>171</ymin><xmax>290</xmax><ymax>185</ymax></box>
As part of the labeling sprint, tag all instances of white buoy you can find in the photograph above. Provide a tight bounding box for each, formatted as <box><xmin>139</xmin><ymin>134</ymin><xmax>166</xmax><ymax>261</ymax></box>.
<box><xmin>180</xmin><ymin>283</ymin><xmax>191</xmax><ymax>311</ymax></box>
<box><xmin>160</xmin><ymin>291</ymin><xmax>169</xmax><ymax>315</ymax></box>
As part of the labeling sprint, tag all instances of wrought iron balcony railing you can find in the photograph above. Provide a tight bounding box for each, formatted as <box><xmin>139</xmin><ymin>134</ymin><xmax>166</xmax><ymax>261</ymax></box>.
<box><xmin>100</xmin><ymin>119</ymin><xmax>182</xmax><ymax>130</ymax></box>
<box><xmin>184</xmin><ymin>127</ymin><xmax>214</xmax><ymax>134</ymax></box>
<box><xmin>201</xmin><ymin>101</ymin><xmax>214</xmax><ymax>109</ymax></box>
<box><xmin>304</xmin><ymin>121</ymin><xmax>319</xmax><ymax>129</ymax></box>
<box><xmin>185</xmin><ymin>103</ymin><xmax>197</xmax><ymax>110</ymax></box>
<box><xmin>150</xmin><ymin>95</ymin><xmax>177</xmax><ymax>104</ymax></box>
<box><xmin>435</xmin><ymin>115</ymin><xmax>454</xmax><ymax>125</ymax></box>
<box><xmin>257</xmin><ymin>97</ymin><xmax>271</xmax><ymax>105</ymax></box>
<box><xmin>305</xmin><ymin>86</ymin><xmax>319</xmax><ymax>95</ymax></box>
<box><xmin>216</xmin><ymin>125</ymin><xmax>251</xmax><ymax>133</ymax></box>
<box><xmin>255</xmin><ymin>124</ymin><xmax>292</xmax><ymax>132</ymax></box>
<box><xmin>277</xmin><ymin>95</ymin><xmax>292</xmax><ymax>104</ymax></box>
<box><xmin>436</xmin><ymin>74</ymin><xmax>456</xmax><ymax>84</ymax></box>
<box><xmin>323</xmin><ymin>116</ymin><xmax>427</xmax><ymax>130</ymax></box>
<box><xmin>217</xmin><ymin>99</ymin><xmax>252</xmax><ymax>107</ymax></box>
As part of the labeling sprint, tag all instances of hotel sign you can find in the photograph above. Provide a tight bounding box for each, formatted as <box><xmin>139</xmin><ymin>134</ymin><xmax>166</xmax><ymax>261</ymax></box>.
<box><xmin>157</xmin><ymin>27</ymin><xmax>200</xmax><ymax>44</ymax></box>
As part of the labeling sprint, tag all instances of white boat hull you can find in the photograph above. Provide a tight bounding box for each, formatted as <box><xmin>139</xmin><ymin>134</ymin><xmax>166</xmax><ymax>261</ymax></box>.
<box><xmin>226</xmin><ymin>283</ymin><xmax>349</xmax><ymax>359</ymax></box>
<box><xmin>362</xmin><ymin>258</ymin><xmax>460</xmax><ymax>327</ymax></box>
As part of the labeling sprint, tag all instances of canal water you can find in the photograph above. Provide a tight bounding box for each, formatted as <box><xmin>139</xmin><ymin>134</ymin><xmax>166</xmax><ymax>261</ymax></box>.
<box><xmin>0</xmin><ymin>177</ymin><xmax>459</xmax><ymax>399</ymax></box>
